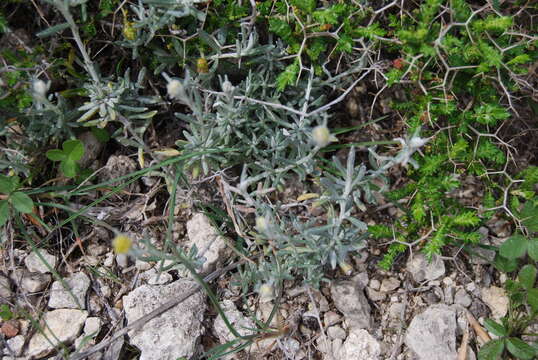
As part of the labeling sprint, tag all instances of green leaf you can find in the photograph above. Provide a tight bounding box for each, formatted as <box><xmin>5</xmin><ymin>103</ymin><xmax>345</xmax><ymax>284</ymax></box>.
<box><xmin>484</xmin><ymin>319</ymin><xmax>508</xmax><ymax>337</ymax></box>
<box><xmin>493</xmin><ymin>254</ymin><xmax>518</xmax><ymax>273</ymax></box>
<box><xmin>453</xmin><ymin>211</ymin><xmax>480</xmax><ymax>226</ymax></box>
<box><xmin>91</xmin><ymin>127</ymin><xmax>110</xmax><ymax>143</ymax></box>
<box><xmin>46</xmin><ymin>149</ymin><xmax>66</xmax><ymax>162</ymax></box>
<box><xmin>521</xmin><ymin>201</ymin><xmax>538</xmax><ymax>232</ymax></box>
<box><xmin>36</xmin><ymin>22</ymin><xmax>70</xmax><ymax>38</ymax></box>
<box><xmin>529</xmin><ymin>239</ymin><xmax>538</xmax><ymax>261</ymax></box>
<box><xmin>0</xmin><ymin>304</ymin><xmax>13</xmax><ymax>321</ymax></box>
<box><xmin>478</xmin><ymin>339</ymin><xmax>505</xmax><ymax>360</ymax></box>
<box><xmin>10</xmin><ymin>192</ymin><xmax>33</xmax><ymax>214</ymax></box>
<box><xmin>61</xmin><ymin>158</ymin><xmax>79</xmax><ymax>178</ymax></box>
<box><xmin>276</xmin><ymin>60</ymin><xmax>299</xmax><ymax>91</ymax></box>
<box><xmin>506</xmin><ymin>338</ymin><xmax>536</xmax><ymax>360</ymax></box>
<box><xmin>499</xmin><ymin>234</ymin><xmax>528</xmax><ymax>260</ymax></box>
<box><xmin>0</xmin><ymin>175</ymin><xmax>15</xmax><ymax>194</ymax></box>
<box><xmin>527</xmin><ymin>288</ymin><xmax>538</xmax><ymax>313</ymax></box>
<box><xmin>518</xmin><ymin>264</ymin><xmax>537</xmax><ymax>289</ymax></box>
<box><xmin>0</xmin><ymin>200</ymin><xmax>8</xmax><ymax>227</ymax></box>
<box><xmin>62</xmin><ymin>139</ymin><xmax>84</xmax><ymax>162</ymax></box>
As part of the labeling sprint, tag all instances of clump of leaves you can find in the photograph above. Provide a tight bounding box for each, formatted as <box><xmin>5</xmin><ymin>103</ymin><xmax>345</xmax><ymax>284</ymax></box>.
<box><xmin>479</xmin><ymin>264</ymin><xmax>538</xmax><ymax>360</ymax></box>
<box><xmin>0</xmin><ymin>175</ymin><xmax>34</xmax><ymax>227</ymax></box>
<box><xmin>45</xmin><ymin>139</ymin><xmax>85</xmax><ymax>178</ymax></box>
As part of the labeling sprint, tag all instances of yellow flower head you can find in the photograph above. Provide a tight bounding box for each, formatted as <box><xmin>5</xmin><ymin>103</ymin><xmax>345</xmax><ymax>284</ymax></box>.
<box><xmin>113</xmin><ymin>234</ymin><xmax>132</xmax><ymax>254</ymax></box>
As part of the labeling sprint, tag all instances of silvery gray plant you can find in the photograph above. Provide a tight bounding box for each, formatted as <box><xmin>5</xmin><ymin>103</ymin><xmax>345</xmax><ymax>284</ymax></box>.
<box><xmin>162</xmin><ymin>35</ymin><xmax>428</xmax><ymax>288</ymax></box>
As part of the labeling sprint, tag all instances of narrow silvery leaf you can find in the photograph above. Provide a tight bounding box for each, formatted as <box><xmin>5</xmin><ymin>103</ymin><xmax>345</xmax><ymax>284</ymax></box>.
<box><xmin>37</xmin><ymin>23</ymin><xmax>70</xmax><ymax>38</ymax></box>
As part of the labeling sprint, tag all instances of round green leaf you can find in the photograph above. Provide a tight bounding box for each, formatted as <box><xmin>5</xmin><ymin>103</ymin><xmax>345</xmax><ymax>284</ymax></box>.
<box><xmin>46</xmin><ymin>149</ymin><xmax>66</xmax><ymax>161</ymax></box>
<box><xmin>527</xmin><ymin>288</ymin><xmax>538</xmax><ymax>313</ymax></box>
<box><xmin>499</xmin><ymin>234</ymin><xmax>528</xmax><ymax>260</ymax></box>
<box><xmin>506</xmin><ymin>338</ymin><xmax>536</xmax><ymax>360</ymax></box>
<box><xmin>0</xmin><ymin>175</ymin><xmax>15</xmax><ymax>194</ymax></box>
<box><xmin>518</xmin><ymin>264</ymin><xmax>537</xmax><ymax>289</ymax></box>
<box><xmin>493</xmin><ymin>254</ymin><xmax>518</xmax><ymax>273</ymax></box>
<box><xmin>62</xmin><ymin>139</ymin><xmax>84</xmax><ymax>162</ymax></box>
<box><xmin>528</xmin><ymin>238</ymin><xmax>538</xmax><ymax>261</ymax></box>
<box><xmin>10</xmin><ymin>192</ymin><xmax>33</xmax><ymax>214</ymax></box>
<box><xmin>0</xmin><ymin>200</ymin><xmax>8</xmax><ymax>226</ymax></box>
<box><xmin>478</xmin><ymin>339</ymin><xmax>505</xmax><ymax>360</ymax></box>
<box><xmin>484</xmin><ymin>319</ymin><xmax>508</xmax><ymax>337</ymax></box>
<box><xmin>61</xmin><ymin>158</ymin><xmax>79</xmax><ymax>178</ymax></box>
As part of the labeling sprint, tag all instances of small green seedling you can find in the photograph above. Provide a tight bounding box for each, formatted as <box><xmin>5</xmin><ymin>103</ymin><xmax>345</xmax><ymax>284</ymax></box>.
<box><xmin>479</xmin><ymin>264</ymin><xmax>538</xmax><ymax>360</ymax></box>
<box><xmin>0</xmin><ymin>175</ymin><xmax>34</xmax><ymax>227</ymax></box>
<box><xmin>494</xmin><ymin>198</ymin><xmax>538</xmax><ymax>273</ymax></box>
<box><xmin>46</xmin><ymin>139</ymin><xmax>85</xmax><ymax>178</ymax></box>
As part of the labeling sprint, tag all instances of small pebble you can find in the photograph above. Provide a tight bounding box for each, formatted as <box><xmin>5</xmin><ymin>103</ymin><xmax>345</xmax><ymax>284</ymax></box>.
<box><xmin>327</xmin><ymin>326</ymin><xmax>347</xmax><ymax>340</ymax></box>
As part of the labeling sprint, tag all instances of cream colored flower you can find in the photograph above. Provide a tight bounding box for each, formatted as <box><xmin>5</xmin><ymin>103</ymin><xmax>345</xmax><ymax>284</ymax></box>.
<box><xmin>312</xmin><ymin>125</ymin><xmax>337</xmax><ymax>148</ymax></box>
<box><xmin>166</xmin><ymin>79</ymin><xmax>185</xmax><ymax>100</ymax></box>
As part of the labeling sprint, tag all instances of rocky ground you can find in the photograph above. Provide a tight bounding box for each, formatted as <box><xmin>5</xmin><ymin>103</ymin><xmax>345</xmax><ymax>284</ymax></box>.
<box><xmin>0</xmin><ymin>205</ymin><xmax>513</xmax><ymax>360</ymax></box>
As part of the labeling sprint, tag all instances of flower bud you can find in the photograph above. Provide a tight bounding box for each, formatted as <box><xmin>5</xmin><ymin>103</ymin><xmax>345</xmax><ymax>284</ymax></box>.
<box><xmin>258</xmin><ymin>283</ymin><xmax>274</xmax><ymax>302</ymax></box>
<box><xmin>167</xmin><ymin>79</ymin><xmax>186</xmax><ymax>100</ymax></box>
<box><xmin>196</xmin><ymin>58</ymin><xmax>209</xmax><ymax>74</ymax></box>
<box><xmin>256</xmin><ymin>216</ymin><xmax>268</xmax><ymax>232</ymax></box>
<box><xmin>312</xmin><ymin>125</ymin><xmax>337</xmax><ymax>148</ymax></box>
<box><xmin>33</xmin><ymin>80</ymin><xmax>49</xmax><ymax>98</ymax></box>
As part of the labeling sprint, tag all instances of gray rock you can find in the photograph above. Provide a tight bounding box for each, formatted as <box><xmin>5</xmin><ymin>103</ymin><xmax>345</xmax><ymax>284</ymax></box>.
<box><xmin>186</xmin><ymin>213</ymin><xmax>228</xmax><ymax>275</ymax></box>
<box><xmin>24</xmin><ymin>249</ymin><xmax>57</xmax><ymax>274</ymax></box>
<box><xmin>280</xmin><ymin>338</ymin><xmax>301</xmax><ymax>359</ymax></box>
<box><xmin>115</xmin><ymin>254</ymin><xmax>129</xmax><ymax>269</ymax></box>
<box><xmin>482</xmin><ymin>286</ymin><xmax>508</xmax><ymax>320</ymax></box>
<box><xmin>369</xmin><ymin>279</ymin><xmax>381</xmax><ymax>291</ymax></box>
<box><xmin>87</xmin><ymin>244</ymin><xmax>107</xmax><ymax>257</ymax></box>
<box><xmin>6</xmin><ymin>335</ymin><xmax>25</xmax><ymax>356</ymax></box>
<box><xmin>214</xmin><ymin>300</ymin><xmax>256</xmax><ymax>342</ymax></box>
<box><xmin>406</xmin><ymin>254</ymin><xmax>445</xmax><ymax>282</ymax></box>
<box><xmin>26</xmin><ymin>309</ymin><xmax>88</xmax><ymax>359</ymax></box>
<box><xmin>0</xmin><ymin>274</ymin><xmax>12</xmax><ymax>300</ymax></box>
<box><xmin>140</xmin><ymin>268</ymin><xmax>173</xmax><ymax>285</ymax></box>
<box><xmin>405</xmin><ymin>304</ymin><xmax>457</xmax><ymax>360</ymax></box>
<box><xmin>100</xmin><ymin>155</ymin><xmax>140</xmax><ymax>193</ymax></box>
<box><xmin>380</xmin><ymin>277</ymin><xmax>400</xmax><ymax>292</ymax></box>
<box><xmin>336</xmin><ymin>328</ymin><xmax>380</xmax><ymax>359</ymax></box>
<box><xmin>324</xmin><ymin>311</ymin><xmax>341</xmax><ymax>327</ymax></box>
<box><xmin>327</xmin><ymin>326</ymin><xmax>347</xmax><ymax>340</ymax></box>
<box><xmin>454</xmin><ymin>289</ymin><xmax>472</xmax><ymax>308</ymax></box>
<box><xmin>48</xmin><ymin>272</ymin><xmax>90</xmax><ymax>309</ymax></box>
<box><xmin>366</xmin><ymin>287</ymin><xmax>386</xmax><ymax>302</ymax></box>
<box><xmin>444</xmin><ymin>285</ymin><xmax>455</xmax><ymax>305</ymax></box>
<box><xmin>123</xmin><ymin>279</ymin><xmax>206</xmax><ymax>360</ymax></box>
<box><xmin>83</xmin><ymin>317</ymin><xmax>101</xmax><ymax>337</ymax></box>
<box><xmin>331</xmin><ymin>280</ymin><xmax>371</xmax><ymax>329</ymax></box>
<box><xmin>21</xmin><ymin>273</ymin><xmax>50</xmax><ymax>293</ymax></box>
<box><xmin>77</xmin><ymin>131</ymin><xmax>104</xmax><ymax>168</ymax></box>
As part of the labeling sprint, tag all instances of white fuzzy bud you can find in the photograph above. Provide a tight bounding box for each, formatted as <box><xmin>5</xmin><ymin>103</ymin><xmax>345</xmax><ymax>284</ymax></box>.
<box><xmin>256</xmin><ymin>216</ymin><xmax>268</xmax><ymax>232</ymax></box>
<box><xmin>33</xmin><ymin>80</ymin><xmax>49</xmax><ymax>98</ymax></box>
<box><xmin>166</xmin><ymin>79</ymin><xmax>186</xmax><ymax>100</ymax></box>
<box><xmin>258</xmin><ymin>283</ymin><xmax>274</xmax><ymax>302</ymax></box>
<box><xmin>312</xmin><ymin>125</ymin><xmax>337</xmax><ymax>148</ymax></box>
<box><xmin>409</xmin><ymin>136</ymin><xmax>428</xmax><ymax>148</ymax></box>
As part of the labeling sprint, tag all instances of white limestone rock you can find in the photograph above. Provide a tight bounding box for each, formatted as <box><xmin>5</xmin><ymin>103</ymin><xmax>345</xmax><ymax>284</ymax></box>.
<box><xmin>123</xmin><ymin>279</ymin><xmax>206</xmax><ymax>360</ymax></box>
<box><xmin>26</xmin><ymin>309</ymin><xmax>88</xmax><ymax>359</ymax></box>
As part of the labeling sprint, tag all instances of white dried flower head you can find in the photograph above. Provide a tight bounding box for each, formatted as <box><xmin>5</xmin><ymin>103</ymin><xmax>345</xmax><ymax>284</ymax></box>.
<box><xmin>166</xmin><ymin>79</ymin><xmax>186</xmax><ymax>100</ymax></box>
<box><xmin>222</xmin><ymin>79</ymin><xmax>234</xmax><ymax>95</ymax></box>
<box><xmin>408</xmin><ymin>136</ymin><xmax>428</xmax><ymax>148</ymax></box>
<box><xmin>256</xmin><ymin>216</ymin><xmax>268</xmax><ymax>232</ymax></box>
<box><xmin>312</xmin><ymin>125</ymin><xmax>337</xmax><ymax>148</ymax></box>
<box><xmin>258</xmin><ymin>283</ymin><xmax>274</xmax><ymax>303</ymax></box>
<box><xmin>32</xmin><ymin>79</ymin><xmax>49</xmax><ymax>98</ymax></box>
